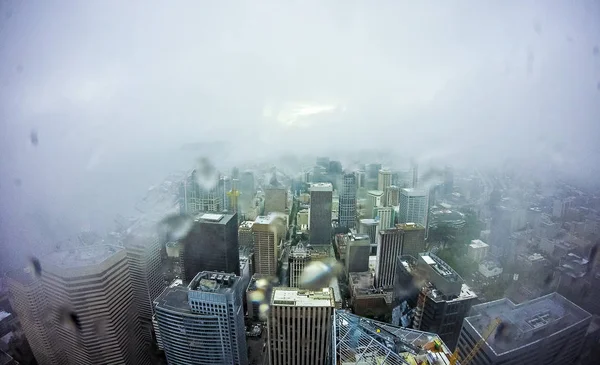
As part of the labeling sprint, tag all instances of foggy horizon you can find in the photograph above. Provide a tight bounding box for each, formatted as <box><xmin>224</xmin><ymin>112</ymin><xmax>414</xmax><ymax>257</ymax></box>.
<box><xmin>1</xmin><ymin>0</ymin><xmax>600</xmax><ymax>271</ymax></box>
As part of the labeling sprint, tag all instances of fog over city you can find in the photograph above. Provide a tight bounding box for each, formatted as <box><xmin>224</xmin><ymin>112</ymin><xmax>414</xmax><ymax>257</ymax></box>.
<box><xmin>1</xmin><ymin>0</ymin><xmax>599</xmax><ymax>272</ymax></box>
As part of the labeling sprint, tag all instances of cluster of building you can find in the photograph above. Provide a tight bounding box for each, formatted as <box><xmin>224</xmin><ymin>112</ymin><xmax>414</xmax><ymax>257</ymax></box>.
<box><xmin>3</xmin><ymin>157</ymin><xmax>600</xmax><ymax>365</ymax></box>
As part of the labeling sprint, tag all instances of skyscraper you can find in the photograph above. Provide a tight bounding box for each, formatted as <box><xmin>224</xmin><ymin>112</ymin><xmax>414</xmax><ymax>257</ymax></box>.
<box><xmin>338</xmin><ymin>173</ymin><xmax>357</xmax><ymax>229</ymax></box>
<box><xmin>457</xmin><ymin>293</ymin><xmax>591</xmax><ymax>365</ymax></box>
<box><xmin>398</xmin><ymin>188</ymin><xmax>428</xmax><ymax>229</ymax></box>
<box><xmin>6</xmin><ymin>269</ymin><xmax>65</xmax><ymax>365</ymax></box>
<box><xmin>43</xmin><ymin>245</ymin><xmax>149</xmax><ymax>365</ymax></box>
<box><xmin>252</xmin><ymin>213</ymin><xmax>287</xmax><ymax>276</ymax></box>
<box><xmin>267</xmin><ymin>287</ymin><xmax>334</xmax><ymax>365</ymax></box>
<box><xmin>375</xmin><ymin>227</ymin><xmax>404</xmax><ymax>288</ymax></box>
<box><xmin>264</xmin><ymin>178</ymin><xmax>287</xmax><ymax>214</ymax></box>
<box><xmin>154</xmin><ymin>271</ymin><xmax>248</xmax><ymax>365</ymax></box>
<box><xmin>288</xmin><ymin>243</ymin><xmax>331</xmax><ymax>287</ymax></box>
<box><xmin>375</xmin><ymin>206</ymin><xmax>394</xmax><ymax>230</ymax></box>
<box><xmin>385</xmin><ymin>185</ymin><xmax>400</xmax><ymax>206</ymax></box>
<box><xmin>122</xmin><ymin>224</ymin><xmax>165</xmax><ymax>343</ymax></box>
<box><xmin>179</xmin><ymin>170</ymin><xmax>224</xmax><ymax>215</ymax></box>
<box><xmin>238</xmin><ymin>220</ymin><xmax>255</xmax><ymax>249</ymax></box>
<box><xmin>411</xmin><ymin>252</ymin><xmax>477</xmax><ymax>350</ymax></box>
<box><xmin>377</xmin><ymin>169</ymin><xmax>392</xmax><ymax>205</ymax></box>
<box><xmin>309</xmin><ymin>183</ymin><xmax>333</xmax><ymax>245</ymax></box>
<box><xmin>345</xmin><ymin>234</ymin><xmax>370</xmax><ymax>273</ymax></box>
<box><xmin>180</xmin><ymin>213</ymin><xmax>240</xmax><ymax>282</ymax></box>
<box><xmin>397</xmin><ymin>223</ymin><xmax>426</xmax><ymax>258</ymax></box>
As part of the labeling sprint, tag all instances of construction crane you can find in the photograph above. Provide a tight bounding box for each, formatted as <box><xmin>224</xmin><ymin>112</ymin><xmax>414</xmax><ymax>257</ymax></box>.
<box><xmin>447</xmin><ymin>317</ymin><xmax>502</xmax><ymax>365</ymax></box>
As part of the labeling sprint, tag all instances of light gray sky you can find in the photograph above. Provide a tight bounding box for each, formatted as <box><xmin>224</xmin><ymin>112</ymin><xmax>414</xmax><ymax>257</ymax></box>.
<box><xmin>1</xmin><ymin>1</ymin><xmax>599</xmax><ymax>269</ymax></box>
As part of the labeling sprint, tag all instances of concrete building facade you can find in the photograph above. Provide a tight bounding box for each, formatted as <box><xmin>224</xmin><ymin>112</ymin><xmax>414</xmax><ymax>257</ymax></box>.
<box><xmin>375</xmin><ymin>227</ymin><xmax>404</xmax><ymax>288</ymax></box>
<box><xmin>42</xmin><ymin>245</ymin><xmax>150</xmax><ymax>365</ymax></box>
<box><xmin>267</xmin><ymin>288</ymin><xmax>334</xmax><ymax>365</ymax></box>
<box><xmin>264</xmin><ymin>186</ymin><xmax>287</xmax><ymax>215</ymax></box>
<box><xmin>252</xmin><ymin>213</ymin><xmax>286</xmax><ymax>276</ymax></box>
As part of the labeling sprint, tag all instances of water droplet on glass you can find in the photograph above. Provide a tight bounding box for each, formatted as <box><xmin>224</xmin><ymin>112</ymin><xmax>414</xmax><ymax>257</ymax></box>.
<box><xmin>593</xmin><ymin>46</ymin><xmax>599</xmax><ymax>56</ymax></box>
<box><xmin>58</xmin><ymin>307</ymin><xmax>82</xmax><ymax>333</ymax></box>
<box><xmin>30</xmin><ymin>256</ymin><xmax>42</xmax><ymax>277</ymax></box>
<box><xmin>194</xmin><ymin>157</ymin><xmax>219</xmax><ymax>190</ymax></box>
<box><xmin>533</xmin><ymin>22</ymin><xmax>542</xmax><ymax>35</ymax></box>
<box><xmin>159</xmin><ymin>214</ymin><xmax>194</xmax><ymax>241</ymax></box>
<box><xmin>255</xmin><ymin>278</ymin><xmax>270</xmax><ymax>290</ymax></box>
<box><xmin>249</xmin><ymin>290</ymin><xmax>265</xmax><ymax>303</ymax></box>
<box><xmin>298</xmin><ymin>259</ymin><xmax>342</xmax><ymax>290</ymax></box>
<box><xmin>16</xmin><ymin>64</ymin><xmax>23</xmax><ymax>73</ymax></box>
<box><xmin>13</xmin><ymin>178</ymin><xmax>22</xmax><ymax>187</ymax></box>
<box><xmin>30</xmin><ymin>130</ymin><xmax>38</xmax><ymax>146</ymax></box>
<box><xmin>258</xmin><ymin>303</ymin><xmax>270</xmax><ymax>321</ymax></box>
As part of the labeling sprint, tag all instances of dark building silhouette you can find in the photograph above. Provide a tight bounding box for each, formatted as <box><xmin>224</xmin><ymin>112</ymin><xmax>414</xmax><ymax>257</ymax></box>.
<box><xmin>180</xmin><ymin>213</ymin><xmax>240</xmax><ymax>281</ymax></box>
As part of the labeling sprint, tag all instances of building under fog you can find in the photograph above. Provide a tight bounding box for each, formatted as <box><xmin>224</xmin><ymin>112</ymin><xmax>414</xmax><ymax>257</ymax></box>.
<box><xmin>338</xmin><ymin>173</ymin><xmax>357</xmax><ymax>229</ymax></box>
<box><xmin>252</xmin><ymin>213</ymin><xmax>287</xmax><ymax>276</ymax></box>
<box><xmin>267</xmin><ymin>287</ymin><xmax>334</xmax><ymax>365</ymax></box>
<box><xmin>8</xmin><ymin>245</ymin><xmax>151</xmax><ymax>365</ymax></box>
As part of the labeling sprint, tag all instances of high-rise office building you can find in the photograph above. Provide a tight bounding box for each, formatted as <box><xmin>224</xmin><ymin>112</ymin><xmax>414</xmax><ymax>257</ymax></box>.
<box><xmin>346</xmin><ymin>234</ymin><xmax>370</xmax><ymax>273</ymax></box>
<box><xmin>365</xmin><ymin>190</ymin><xmax>384</xmax><ymax>219</ymax></box>
<box><xmin>309</xmin><ymin>183</ymin><xmax>333</xmax><ymax>245</ymax></box>
<box><xmin>267</xmin><ymin>287</ymin><xmax>334</xmax><ymax>365</ymax></box>
<box><xmin>338</xmin><ymin>173</ymin><xmax>357</xmax><ymax>229</ymax></box>
<box><xmin>43</xmin><ymin>245</ymin><xmax>149</xmax><ymax>365</ymax></box>
<box><xmin>122</xmin><ymin>224</ymin><xmax>165</xmax><ymax>343</ymax></box>
<box><xmin>375</xmin><ymin>227</ymin><xmax>404</xmax><ymax>288</ymax></box>
<box><xmin>398</xmin><ymin>188</ymin><xmax>428</xmax><ymax>229</ymax></box>
<box><xmin>443</xmin><ymin>166</ymin><xmax>453</xmax><ymax>195</ymax></box>
<box><xmin>179</xmin><ymin>170</ymin><xmax>224</xmax><ymax>215</ymax></box>
<box><xmin>377</xmin><ymin>169</ymin><xmax>392</xmax><ymax>205</ymax></box>
<box><xmin>238</xmin><ymin>221</ymin><xmax>255</xmax><ymax>249</ymax></box>
<box><xmin>385</xmin><ymin>185</ymin><xmax>400</xmax><ymax>206</ymax></box>
<box><xmin>375</xmin><ymin>206</ymin><xmax>394</xmax><ymax>230</ymax></box>
<box><xmin>410</xmin><ymin>252</ymin><xmax>477</xmax><ymax>350</ymax></box>
<box><xmin>252</xmin><ymin>213</ymin><xmax>287</xmax><ymax>276</ymax></box>
<box><xmin>180</xmin><ymin>213</ymin><xmax>239</xmax><ymax>282</ymax></box>
<box><xmin>457</xmin><ymin>292</ymin><xmax>591</xmax><ymax>365</ymax></box>
<box><xmin>288</xmin><ymin>243</ymin><xmax>331</xmax><ymax>287</ymax></box>
<box><xmin>6</xmin><ymin>269</ymin><xmax>65</xmax><ymax>365</ymax></box>
<box><xmin>397</xmin><ymin>223</ymin><xmax>426</xmax><ymax>258</ymax></box>
<box><xmin>154</xmin><ymin>271</ymin><xmax>248</xmax><ymax>365</ymax></box>
<box><xmin>264</xmin><ymin>182</ymin><xmax>287</xmax><ymax>214</ymax></box>
<box><xmin>411</xmin><ymin>162</ymin><xmax>419</xmax><ymax>188</ymax></box>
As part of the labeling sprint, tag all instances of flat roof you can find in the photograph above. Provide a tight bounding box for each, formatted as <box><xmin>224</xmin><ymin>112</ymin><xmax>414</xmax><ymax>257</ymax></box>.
<box><xmin>401</xmin><ymin>188</ymin><xmax>427</xmax><ymax>197</ymax></box>
<box><xmin>271</xmin><ymin>287</ymin><xmax>334</xmax><ymax>307</ymax></box>
<box><xmin>195</xmin><ymin>212</ymin><xmax>235</xmax><ymax>224</ymax></box>
<box><xmin>310</xmin><ymin>183</ymin><xmax>333</xmax><ymax>192</ymax></box>
<box><xmin>239</xmin><ymin>221</ymin><xmax>255</xmax><ymax>229</ymax></box>
<box><xmin>367</xmin><ymin>190</ymin><xmax>384</xmax><ymax>196</ymax></box>
<box><xmin>470</xmin><ymin>239</ymin><xmax>489</xmax><ymax>248</ymax></box>
<box><xmin>466</xmin><ymin>292</ymin><xmax>591</xmax><ymax>355</ymax></box>
<box><xmin>43</xmin><ymin>245</ymin><xmax>123</xmax><ymax>269</ymax></box>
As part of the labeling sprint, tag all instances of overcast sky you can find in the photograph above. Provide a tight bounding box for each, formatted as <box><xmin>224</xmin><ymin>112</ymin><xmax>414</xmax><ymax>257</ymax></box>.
<box><xmin>1</xmin><ymin>1</ymin><xmax>599</xmax><ymax>270</ymax></box>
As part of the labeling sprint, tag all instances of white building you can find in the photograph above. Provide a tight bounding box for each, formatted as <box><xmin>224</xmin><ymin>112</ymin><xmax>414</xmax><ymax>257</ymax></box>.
<box><xmin>468</xmin><ymin>239</ymin><xmax>489</xmax><ymax>262</ymax></box>
<box><xmin>398</xmin><ymin>188</ymin><xmax>428</xmax><ymax>229</ymax></box>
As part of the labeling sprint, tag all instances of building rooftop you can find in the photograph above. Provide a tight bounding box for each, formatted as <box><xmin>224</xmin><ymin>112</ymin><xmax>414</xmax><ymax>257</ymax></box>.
<box><xmin>396</xmin><ymin>222</ymin><xmax>425</xmax><ymax>231</ymax></box>
<box><xmin>470</xmin><ymin>239</ymin><xmax>489</xmax><ymax>249</ymax></box>
<box><xmin>466</xmin><ymin>292</ymin><xmax>591</xmax><ymax>355</ymax></box>
<box><xmin>360</xmin><ymin>218</ymin><xmax>378</xmax><ymax>225</ymax></box>
<box><xmin>401</xmin><ymin>188</ymin><xmax>427</xmax><ymax>197</ymax></box>
<box><xmin>43</xmin><ymin>245</ymin><xmax>123</xmax><ymax>269</ymax></box>
<box><xmin>271</xmin><ymin>287</ymin><xmax>334</xmax><ymax>307</ymax></box>
<box><xmin>0</xmin><ymin>311</ymin><xmax>11</xmax><ymax>321</ymax></box>
<box><xmin>310</xmin><ymin>182</ymin><xmax>333</xmax><ymax>192</ymax></box>
<box><xmin>367</xmin><ymin>190</ymin><xmax>384</xmax><ymax>196</ymax></box>
<box><xmin>239</xmin><ymin>221</ymin><xmax>254</xmax><ymax>229</ymax></box>
<box><xmin>188</xmin><ymin>271</ymin><xmax>240</xmax><ymax>293</ymax></box>
<box><xmin>194</xmin><ymin>212</ymin><xmax>235</xmax><ymax>224</ymax></box>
